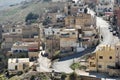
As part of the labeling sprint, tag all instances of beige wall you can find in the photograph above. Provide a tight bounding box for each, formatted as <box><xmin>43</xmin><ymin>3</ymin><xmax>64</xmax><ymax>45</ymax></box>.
<box><xmin>60</xmin><ymin>38</ymin><xmax>77</xmax><ymax>48</ymax></box>
<box><xmin>96</xmin><ymin>45</ymin><xmax>115</xmax><ymax>72</ymax></box>
<box><xmin>65</xmin><ymin>14</ymin><xmax>95</xmax><ymax>29</ymax></box>
<box><xmin>28</xmin><ymin>52</ymin><xmax>39</xmax><ymax>58</ymax></box>
<box><xmin>88</xmin><ymin>45</ymin><xmax>116</xmax><ymax>72</ymax></box>
<box><xmin>115</xmin><ymin>43</ymin><xmax>120</xmax><ymax>67</ymax></box>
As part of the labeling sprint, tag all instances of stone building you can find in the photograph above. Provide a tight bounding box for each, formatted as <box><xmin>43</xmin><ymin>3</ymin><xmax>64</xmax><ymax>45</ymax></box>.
<box><xmin>60</xmin><ymin>29</ymin><xmax>77</xmax><ymax>52</ymax></box>
<box><xmin>88</xmin><ymin>45</ymin><xmax>116</xmax><ymax>72</ymax></box>
<box><xmin>8</xmin><ymin>58</ymin><xmax>33</xmax><ymax>74</ymax></box>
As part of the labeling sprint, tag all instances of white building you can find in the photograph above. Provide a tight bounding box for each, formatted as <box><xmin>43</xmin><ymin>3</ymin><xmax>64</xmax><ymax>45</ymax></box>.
<box><xmin>2</xmin><ymin>25</ymin><xmax>22</xmax><ymax>34</ymax></box>
<box><xmin>43</xmin><ymin>27</ymin><xmax>61</xmax><ymax>36</ymax></box>
<box><xmin>11</xmin><ymin>41</ymin><xmax>39</xmax><ymax>53</ymax></box>
<box><xmin>8</xmin><ymin>58</ymin><xmax>33</xmax><ymax>74</ymax></box>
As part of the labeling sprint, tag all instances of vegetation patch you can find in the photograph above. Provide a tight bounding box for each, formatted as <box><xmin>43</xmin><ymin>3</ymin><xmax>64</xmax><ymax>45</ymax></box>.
<box><xmin>25</xmin><ymin>12</ymin><xmax>39</xmax><ymax>24</ymax></box>
<box><xmin>70</xmin><ymin>62</ymin><xmax>80</xmax><ymax>70</ymax></box>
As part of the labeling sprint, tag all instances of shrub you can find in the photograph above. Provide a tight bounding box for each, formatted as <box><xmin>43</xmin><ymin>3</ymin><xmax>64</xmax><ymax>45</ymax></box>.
<box><xmin>25</xmin><ymin>12</ymin><xmax>39</xmax><ymax>23</ymax></box>
<box><xmin>61</xmin><ymin>72</ymin><xmax>67</xmax><ymax>80</ymax></box>
<box><xmin>70</xmin><ymin>63</ymin><xmax>80</xmax><ymax>70</ymax></box>
<box><xmin>69</xmin><ymin>72</ymin><xmax>78</xmax><ymax>80</ymax></box>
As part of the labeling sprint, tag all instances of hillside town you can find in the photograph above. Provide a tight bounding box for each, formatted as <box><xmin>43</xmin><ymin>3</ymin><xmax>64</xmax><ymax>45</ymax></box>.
<box><xmin>0</xmin><ymin>0</ymin><xmax>120</xmax><ymax>80</ymax></box>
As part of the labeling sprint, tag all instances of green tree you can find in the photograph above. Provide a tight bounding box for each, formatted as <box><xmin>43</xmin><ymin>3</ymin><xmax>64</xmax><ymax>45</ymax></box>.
<box><xmin>69</xmin><ymin>72</ymin><xmax>78</xmax><ymax>80</ymax></box>
<box><xmin>25</xmin><ymin>12</ymin><xmax>39</xmax><ymax>23</ymax></box>
<box><xmin>61</xmin><ymin>73</ymin><xmax>67</xmax><ymax>80</ymax></box>
<box><xmin>0</xmin><ymin>75</ymin><xmax>7</xmax><ymax>80</ymax></box>
<box><xmin>70</xmin><ymin>63</ymin><xmax>80</xmax><ymax>70</ymax></box>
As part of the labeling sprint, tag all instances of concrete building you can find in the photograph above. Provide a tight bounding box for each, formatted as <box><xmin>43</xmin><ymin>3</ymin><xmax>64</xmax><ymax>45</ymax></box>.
<box><xmin>28</xmin><ymin>52</ymin><xmax>39</xmax><ymax>59</ymax></box>
<box><xmin>65</xmin><ymin>13</ymin><xmax>98</xmax><ymax>48</ymax></box>
<box><xmin>88</xmin><ymin>45</ymin><xmax>116</xmax><ymax>72</ymax></box>
<box><xmin>2</xmin><ymin>24</ymin><xmax>39</xmax><ymax>38</ymax></box>
<box><xmin>88</xmin><ymin>44</ymin><xmax>120</xmax><ymax>76</ymax></box>
<box><xmin>60</xmin><ymin>29</ymin><xmax>77</xmax><ymax>52</ymax></box>
<box><xmin>2</xmin><ymin>25</ymin><xmax>22</xmax><ymax>34</ymax></box>
<box><xmin>115</xmin><ymin>42</ymin><xmax>120</xmax><ymax>68</ymax></box>
<box><xmin>47</xmin><ymin>13</ymin><xmax>65</xmax><ymax>23</ymax></box>
<box><xmin>46</xmin><ymin>36</ymin><xmax>60</xmax><ymax>57</ymax></box>
<box><xmin>96</xmin><ymin>4</ymin><xmax>114</xmax><ymax>16</ymax></box>
<box><xmin>96</xmin><ymin>0</ymin><xmax>115</xmax><ymax>16</ymax></box>
<box><xmin>64</xmin><ymin>1</ymin><xmax>86</xmax><ymax>15</ymax></box>
<box><xmin>65</xmin><ymin>13</ymin><xmax>96</xmax><ymax>29</ymax></box>
<box><xmin>1</xmin><ymin>33</ymin><xmax>22</xmax><ymax>50</ymax></box>
<box><xmin>8</xmin><ymin>58</ymin><xmax>33</xmax><ymax>74</ymax></box>
<box><xmin>11</xmin><ymin>41</ymin><xmax>39</xmax><ymax>53</ymax></box>
<box><xmin>1</xmin><ymin>24</ymin><xmax>39</xmax><ymax>50</ymax></box>
<box><xmin>22</xmin><ymin>25</ymin><xmax>39</xmax><ymax>38</ymax></box>
<box><xmin>43</xmin><ymin>27</ymin><xmax>61</xmax><ymax>37</ymax></box>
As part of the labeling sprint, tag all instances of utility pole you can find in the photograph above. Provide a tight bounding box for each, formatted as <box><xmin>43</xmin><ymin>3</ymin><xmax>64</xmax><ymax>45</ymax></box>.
<box><xmin>51</xmin><ymin>30</ymin><xmax>54</xmax><ymax>59</ymax></box>
<box><xmin>38</xmin><ymin>22</ymin><xmax>41</xmax><ymax>51</ymax></box>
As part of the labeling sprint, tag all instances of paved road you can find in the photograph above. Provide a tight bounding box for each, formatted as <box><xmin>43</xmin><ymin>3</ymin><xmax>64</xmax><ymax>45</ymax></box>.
<box><xmin>59</xmin><ymin>47</ymin><xmax>96</xmax><ymax>61</ymax></box>
<box><xmin>37</xmin><ymin>50</ymin><xmax>52</xmax><ymax>72</ymax></box>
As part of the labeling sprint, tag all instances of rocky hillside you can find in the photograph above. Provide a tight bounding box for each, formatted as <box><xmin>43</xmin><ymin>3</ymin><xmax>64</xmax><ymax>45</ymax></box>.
<box><xmin>0</xmin><ymin>0</ymin><xmax>64</xmax><ymax>24</ymax></box>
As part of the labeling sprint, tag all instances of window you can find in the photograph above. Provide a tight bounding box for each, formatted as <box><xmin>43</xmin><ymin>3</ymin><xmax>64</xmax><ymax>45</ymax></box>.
<box><xmin>90</xmin><ymin>62</ymin><xmax>95</xmax><ymax>67</ymax></box>
<box><xmin>68</xmin><ymin>6</ymin><xmax>71</xmax><ymax>9</ymax></box>
<box><xmin>109</xmin><ymin>56</ymin><xmax>112</xmax><ymax>59</ymax></box>
<box><xmin>99</xmin><ymin>56</ymin><xmax>103</xmax><ymax>59</ymax></box>
<box><xmin>78</xmin><ymin>29</ymin><xmax>82</xmax><ymax>33</ymax></box>
<box><xmin>23</xmin><ymin>64</ymin><xmax>26</xmax><ymax>69</ymax></box>
<box><xmin>68</xmin><ymin>11</ymin><xmax>71</xmax><ymax>15</ymax></box>
<box><xmin>117</xmin><ymin>48</ymin><xmax>119</xmax><ymax>50</ymax></box>
<box><xmin>80</xmin><ymin>8</ymin><xmax>82</xmax><ymax>11</ymax></box>
<box><xmin>2</xmin><ymin>30</ymin><xmax>4</xmax><ymax>32</ymax></box>
<box><xmin>15</xmin><ymin>65</ymin><xmax>18</xmax><ymax>70</ymax></box>
<box><xmin>12</xmin><ymin>29</ymin><xmax>15</xmax><ymax>32</ymax></box>
<box><xmin>0</xmin><ymin>58</ymin><xmax>2</xmax><ymax>61</ymax></box>
<box><xmin>107</xmin><ymin>65</ymin><xmax>111</xmax><ymax>68</ymax></box>
<box><xmin>98</xmin><ymin>65</ymin><xmax>102</xmax><ymax>68</ymax></box>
